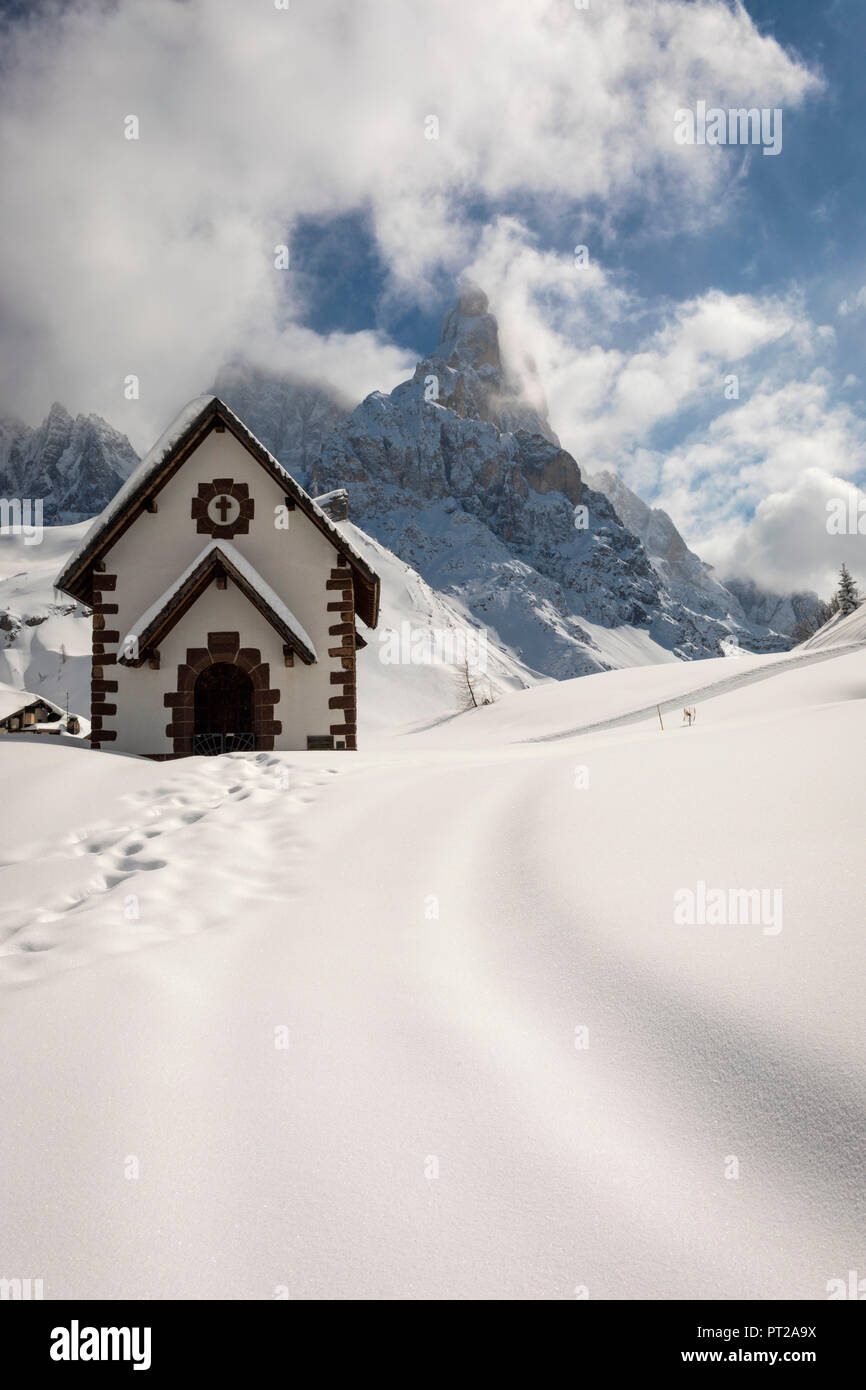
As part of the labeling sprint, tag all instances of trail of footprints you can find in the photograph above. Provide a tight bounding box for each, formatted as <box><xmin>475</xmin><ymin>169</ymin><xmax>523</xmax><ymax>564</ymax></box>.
<box><xmin>0</xmin><ymin>752</ymin><xmax>339</xmax><ymax>961</ymax></box>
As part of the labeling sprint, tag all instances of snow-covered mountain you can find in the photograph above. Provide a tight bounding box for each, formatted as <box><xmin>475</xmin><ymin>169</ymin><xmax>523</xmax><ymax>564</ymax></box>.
<box><xmin>587</xmin><ymin>468</ymin><xmax>824</xmax><ymax>640</ymax></box>
<box><xmin>211</xmin><ymin>362</ymin><xmax>351</xmax><ymax>484</ymax></box>
<box><xmin>217</xmin><ymin>287</ymin><xmax>810</xmax><ymax>678</ymax></box>
<box><xmin>1</xmin><ymin>288</ymin><xmax>821</xmax><ymax>685</ymax></box>
<box><xmin>586</xmin><ymin>467</ymin><xmax>719</xmax><ymax>591</ymax></box>
<box><xmin>0</xmin><ymin>402</ymin><xmax>138</xmax><ymax>522</ymax></box>
<box><xmin>724</xmin><ymin>576</ymin><xmax>825</xmax><ymax>640</ymax></box>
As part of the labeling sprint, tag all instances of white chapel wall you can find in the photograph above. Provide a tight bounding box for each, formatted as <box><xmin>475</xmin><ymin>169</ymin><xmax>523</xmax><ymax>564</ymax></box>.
<box><xmin>103</xmin><ymin>429</ymin><xmax>345</xmax><ymax>754</ymax></box>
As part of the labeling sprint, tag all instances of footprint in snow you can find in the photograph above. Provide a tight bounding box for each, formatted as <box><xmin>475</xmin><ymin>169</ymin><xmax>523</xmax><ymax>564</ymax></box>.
<box><xmin>114</xmin><ymin>857</ymin><xmax>166</xmax><ymax>874</ymax></box>
<box><xmin>93</xmin><ymin>870</ymin><xmax>136</xmax><ymax>892</ymax></box>
<box><xmin>74</xmin><ymin>828</ymin><xmax>131</xmax><ymax>855</ymax></box>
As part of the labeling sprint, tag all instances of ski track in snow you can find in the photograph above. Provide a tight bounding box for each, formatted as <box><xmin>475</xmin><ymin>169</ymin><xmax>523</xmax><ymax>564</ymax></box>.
<box><xmin>0</xmin><ymin>751</ymin><xmax>339</xmax><ymax>982</ymax></box>
<box><xmin>529</xmin><ymin>642</ymin><xmax>864</xmax><ymax>742</ymax></box>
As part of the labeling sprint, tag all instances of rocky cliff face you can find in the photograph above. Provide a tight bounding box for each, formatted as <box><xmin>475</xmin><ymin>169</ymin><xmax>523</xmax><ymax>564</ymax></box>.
<box><xmin>0</xmin><ymin>404</ymin><xmax>138</xmax><ymax>523</ymax></box>
<box><xmin>212</xmin><ymin>362</ymin><xmax>351</xmax><ymax>484</ymax></box>
<box><xmin>588</xmin><ymin>469</ymin><xmax>824</xmax><ymax>641</ymax></box>
<box><xmin>587</xmin><ymin>469</ymin><xmax>709</xmax><ymax>585</ymax></box>
<box><xmin>296</xmin><ymin>287</ymin><xmax>799</xmax><ymax>675</ymax></box>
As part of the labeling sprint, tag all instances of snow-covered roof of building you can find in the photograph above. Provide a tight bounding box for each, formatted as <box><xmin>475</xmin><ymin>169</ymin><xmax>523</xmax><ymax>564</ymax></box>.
<box><xmin>313</xmin><ymin>489</ymin><xmax>349</xmax><ymax>506</ymax></box>
<box><xmin>0</xmin><ymin>681</ymin><xmax>66</xmax><ymax>722</ymax></box>
<box><xmin>66</xmin><ymin>396</ymin><xmax>216</xmax><ymax>565</ymax></box>
<box><xmin>54</xmin><ymin>395</ymin><xmax>380</xmax><ymax>627</ymax></box>
<box><xmin>119</xmin><ymin>540</ymin><xmax>317</xmax><ymax>667</ymax></box>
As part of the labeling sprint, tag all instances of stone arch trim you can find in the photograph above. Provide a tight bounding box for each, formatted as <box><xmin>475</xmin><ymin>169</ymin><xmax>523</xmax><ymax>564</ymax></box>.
<box><xmin>163</xmin><ymin>631</ymin><xmax>281</xmax><ymax>755</ymax></box>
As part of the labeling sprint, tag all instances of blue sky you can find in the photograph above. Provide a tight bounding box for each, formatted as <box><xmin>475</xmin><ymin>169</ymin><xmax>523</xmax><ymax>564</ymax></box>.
<box><xmin>1</xmin><ymin>0</ymin><xmax>864</xmax><ymax>592</ymax></box>
<box><xmin>290</xmin><ymin>2</ymin><xmax>865</xmax><ymax>350</ymax></box>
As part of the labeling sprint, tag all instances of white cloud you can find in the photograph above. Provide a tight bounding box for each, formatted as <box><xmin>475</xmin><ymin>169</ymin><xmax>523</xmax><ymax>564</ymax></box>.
<box><xmin>710</xmin><ymin>470</ymin><xmax>866</xmax><ymax>596</ymax></box>
<box><xmin>5</xmin><ymin>0</ymin><xmax>850</xmax><ymax>598</ymax></box>
<box><xmin>0</xmin><ymin>0</ymin><xmax>820</xmax><ymax>446</ymax></box>
<box><xmin>467</xmin><ymin>217</ymin><xmax>805</xmax><ymax>455</ymax></box>
<box><xmin>660</xmin><ymin>370</ymin><xmax>863</xmax><ymax>503</ymax></box>
<box><xmin>837</xmin><ymin>286</ymin><xmax>866</xmax><ymax>317</ymax></box>
<box><xmin>463</xmin><ymin>217</ymin><xmax>866</xmax><ymax>594</ymax></box>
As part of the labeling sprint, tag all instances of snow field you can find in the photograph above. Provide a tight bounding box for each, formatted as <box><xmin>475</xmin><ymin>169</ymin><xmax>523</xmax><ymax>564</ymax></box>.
<box><xmin>0</xmin><ymin>627</ymin><xmax>863</xmax><ymax>1298</ymax></box>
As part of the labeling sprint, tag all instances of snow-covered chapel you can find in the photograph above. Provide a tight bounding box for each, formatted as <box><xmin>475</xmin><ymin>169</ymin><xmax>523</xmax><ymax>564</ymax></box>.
<box><xmin>55</xmin><ymin>396</ymin><xmax>380</xmax><ymax>756</ymax></box>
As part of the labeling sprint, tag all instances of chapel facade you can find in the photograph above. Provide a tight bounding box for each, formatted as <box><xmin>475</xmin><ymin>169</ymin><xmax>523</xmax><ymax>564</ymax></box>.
<box><xmin>56</xmin><ymin>396</ymin><xmax>379</xmax><ymax>757</ymax></box>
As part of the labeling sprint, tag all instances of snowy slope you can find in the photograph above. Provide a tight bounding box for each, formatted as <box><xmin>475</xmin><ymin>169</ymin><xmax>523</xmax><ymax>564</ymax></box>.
<box><xmin>799</xmin><ymin>598</ymin><xmax>866</xmax><ymax>652</ymax></box>
<box><xmin>0</xmin><ymin>522</ymin><xmax>91</xmax><ymax>712</ymax></box>
<box><xmin>343</xmin><ymin>520</ymin><xmax>543</xmax><ymax>729</ymax></box>
<box><xmin>0</xmin><ymin>632</ymin><xmax>863</xmax><ymax>1299</ymax></box>
<box><xmin>400</xmin><ymin>638</ymin><xmax>866</xmax><ymax>749</ymax></box>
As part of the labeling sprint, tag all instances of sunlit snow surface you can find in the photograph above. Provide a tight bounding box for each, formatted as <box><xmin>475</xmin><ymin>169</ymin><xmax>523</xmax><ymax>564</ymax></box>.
<box><xmin>0</xmin><ymin>537</ymin><xmax>864</xmax><ymax>1296</ymax></box>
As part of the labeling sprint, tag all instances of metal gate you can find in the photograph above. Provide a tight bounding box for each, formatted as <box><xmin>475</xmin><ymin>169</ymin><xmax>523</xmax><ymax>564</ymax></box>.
<box><xmin>193</xmin><ymin>732</ymin><xmax>256</xmax><ymax>755</ymax></box>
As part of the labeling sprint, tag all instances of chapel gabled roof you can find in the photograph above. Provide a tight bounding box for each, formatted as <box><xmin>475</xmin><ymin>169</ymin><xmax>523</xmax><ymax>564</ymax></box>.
<box><xmin>54</xmin><ymin>395</ymin><xmax>380</xmax><ymax>627</ymax></box>
<box><xmin>118</xmin><ymin>541</ymin><xmax>317</xmax><ymax>667</ymax></box>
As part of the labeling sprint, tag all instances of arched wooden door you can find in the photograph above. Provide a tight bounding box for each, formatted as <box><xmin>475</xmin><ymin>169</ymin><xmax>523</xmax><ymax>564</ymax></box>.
<box><xmin>193</xmin><ymin>662</ymin><xmax>255</xmax><ymax>754</ymax></box>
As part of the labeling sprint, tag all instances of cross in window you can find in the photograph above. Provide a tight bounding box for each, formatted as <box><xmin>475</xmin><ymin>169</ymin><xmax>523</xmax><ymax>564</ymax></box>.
<box><xmin>214</xmin><ymin>494</ymin><xmax>233</xmax><ymax>523</ymax></box>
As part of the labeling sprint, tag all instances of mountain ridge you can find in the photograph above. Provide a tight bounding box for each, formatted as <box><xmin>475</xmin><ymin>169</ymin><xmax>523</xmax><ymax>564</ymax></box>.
<box><xmin>0</xmin><ymin>402</ymin><xmax>138</xmax><ymax>523</ymax></box>
<box><xmin>1</xmin><ymin>286</ymin><xmax>822</xmax><ymax>678</ymax></box>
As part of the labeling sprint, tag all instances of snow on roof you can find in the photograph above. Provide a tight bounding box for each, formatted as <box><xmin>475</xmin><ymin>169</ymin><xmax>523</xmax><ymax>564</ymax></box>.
<box><xmin>124</xmin><ymin>540</ymin><xmax>317</xmax><ymax>661</ymax></box>
<box><xmin>56</xmin><ymin>397</ymin><xmax>377</xmax><ymax>606</ymax></box>
<box><xmin>60</xmin><ymin>396</ymin><xmax>217</xmax><ymax>580</ymax></box>
<box><xmin>313</xmin><ymin>488</ymin><xmax>349</xmax><ymax>505</ymax></box>
<box><xmin>0</xmin><ymin>682</ymin><xmax>65</xmax><ymax>722</ymax></box>
<box><xmin>213</xmin><ymin>403</ymin><xmax>373</xmax><ymax>576</ymax></box>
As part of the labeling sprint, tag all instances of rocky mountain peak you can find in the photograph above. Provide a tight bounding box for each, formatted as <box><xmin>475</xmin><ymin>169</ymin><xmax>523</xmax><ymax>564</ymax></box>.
<box><xmin>303</xmin><ymin>285</ymin><xmax>808</xmax><ymax>672</ymax></box>
<box><xmin>436</xmin><ymin>281</ymin><xmax>503</xmax><ymax>378</ymax></box>
<box><xmin>403</xmin><ymin>284</ymin><xmax>557</xmax><ymax>446</ymax></box>
<box><xmin>0</xmin><ymin>402</ymin><xmax>137</xmax><ymax>522</ymax></box>
<box><xmin>457</xmin><ymin>282</ymin><xmax>490</xmax><ymax>317</ymax></box>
